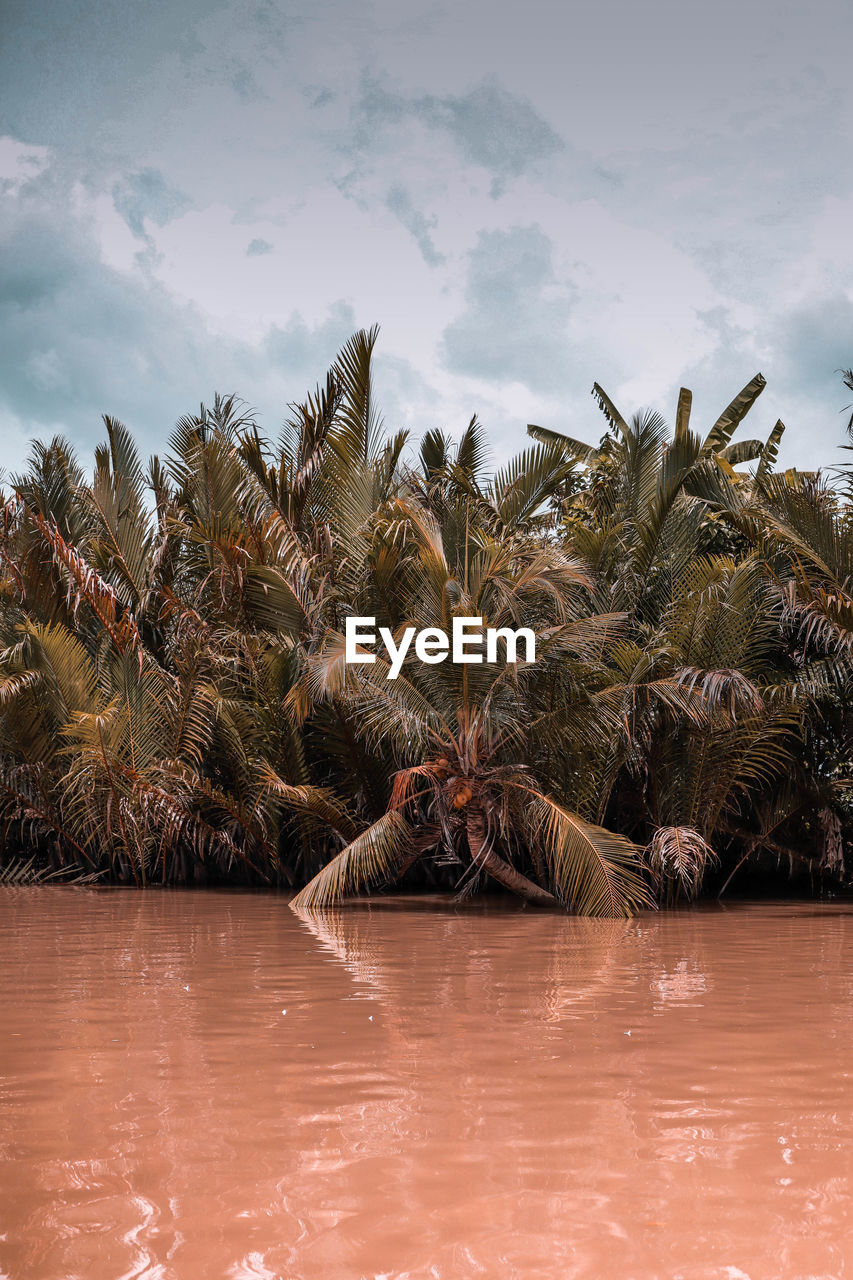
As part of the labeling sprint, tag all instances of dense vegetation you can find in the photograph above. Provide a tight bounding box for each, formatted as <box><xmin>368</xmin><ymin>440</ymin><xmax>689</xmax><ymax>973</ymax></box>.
<box><xmin>1</xmin><ymin>330</ymin><xmax>852</xmax><ymax>914</ymax></box>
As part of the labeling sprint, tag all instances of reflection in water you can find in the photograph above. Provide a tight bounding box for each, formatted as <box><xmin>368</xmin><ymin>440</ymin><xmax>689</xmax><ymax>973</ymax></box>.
<box><xmin>2</xmin><ymin>891</ymin><xmax>853</xmax><ymax>1278</ymax></box>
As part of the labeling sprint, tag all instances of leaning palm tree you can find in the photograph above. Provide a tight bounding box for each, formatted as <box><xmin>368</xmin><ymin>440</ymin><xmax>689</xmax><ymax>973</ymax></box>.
<box><xmin>291</xmin><ymin>496</ymin><xmax>653</xmax><ymax>916</ymax></box>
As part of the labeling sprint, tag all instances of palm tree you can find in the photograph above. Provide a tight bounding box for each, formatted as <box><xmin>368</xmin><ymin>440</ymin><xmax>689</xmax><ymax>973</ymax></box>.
<box><xmin>291</xmin><ymin>483</ymin><xmax>652</xmax><ymax>915</ymax></box>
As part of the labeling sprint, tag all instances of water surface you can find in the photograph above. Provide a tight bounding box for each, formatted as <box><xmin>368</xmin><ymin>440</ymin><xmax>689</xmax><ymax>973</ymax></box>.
<box><xmin>2</xmin><ymin>890</ymin><xmax>852</xmax><ymax>1279</ymax></box>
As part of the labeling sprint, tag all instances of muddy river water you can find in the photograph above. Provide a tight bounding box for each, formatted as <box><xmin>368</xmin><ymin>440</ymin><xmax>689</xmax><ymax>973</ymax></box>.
<box><xmin>2</xmin><ymin>890</ymin><xmax>852</xmax><ymax>1279</ymax></box>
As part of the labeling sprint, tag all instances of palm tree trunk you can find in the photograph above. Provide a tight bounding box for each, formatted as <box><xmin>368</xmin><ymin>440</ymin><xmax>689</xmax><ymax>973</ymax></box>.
<box><xmin>466</xmin><ymin>809</ymin><xmax>556</xmax><ymax>906</ymax></box>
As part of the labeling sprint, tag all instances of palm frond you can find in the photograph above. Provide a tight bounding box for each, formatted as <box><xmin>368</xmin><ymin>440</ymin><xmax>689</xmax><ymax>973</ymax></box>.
<box><xmin>290</xmin><ymin>809</ymin><xmax>411</xmax><ymax>909</ymax></box>
<box><xmin>522</xmin><ymin>789</ymin><xmax>653</xmax><ymax>916</ymax></box>
<box><xmin>702</xmin><ymin>373</ymin><xmax>766</xmax><ymax>455</ymax></box>
<box><xmin>647</xmin><ymin>826</ymin><xmax>717</xmax><ymax>900</ymax></box>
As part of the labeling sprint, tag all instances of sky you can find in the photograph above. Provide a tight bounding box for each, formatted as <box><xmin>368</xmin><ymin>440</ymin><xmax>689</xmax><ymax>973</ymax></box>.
<box><xmin>1</xmin><ymin>0</ymin><xmax>852</xmax><ymax>476</ymax></box>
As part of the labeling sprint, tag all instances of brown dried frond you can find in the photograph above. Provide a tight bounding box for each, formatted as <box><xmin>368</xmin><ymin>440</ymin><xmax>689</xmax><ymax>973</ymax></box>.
<box><xmin>35</xmin><ymin>515</ymin><xmax>142</xmax><ymax>656</ymax></box>
<box><xmin>819</xmin><ymin>807</ymin><xmax>844</xmax><ymax>876</ymax></box>
<box><xmin>647</xmin><ymin>825</ymin><xmax>717</xmax><ymax>900</ymax></box>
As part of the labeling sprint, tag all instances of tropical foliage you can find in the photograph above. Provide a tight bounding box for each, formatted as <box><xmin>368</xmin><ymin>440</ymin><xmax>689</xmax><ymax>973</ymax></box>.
<box><xmin>1</xmin><ymin>328</ymin><xmax>851</xmax><ymax>913</ymax></box>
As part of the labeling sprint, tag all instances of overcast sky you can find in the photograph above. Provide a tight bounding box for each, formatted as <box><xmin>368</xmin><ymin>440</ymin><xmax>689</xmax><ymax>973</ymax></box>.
<box><xmin>2</xmin><ymin>0</ymin><xmax>852</xmax><ymax>475</ymax></box>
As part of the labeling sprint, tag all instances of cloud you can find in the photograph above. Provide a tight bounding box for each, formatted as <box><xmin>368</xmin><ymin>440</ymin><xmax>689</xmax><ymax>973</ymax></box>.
<box><xmin>672</xmin><ymin>297</ymin><xmax>853</xmax><ymax>471</ymax></box>
<box><xmin>0</xmin><ymin>135</ymin><xmax>51</xmax><ymax>194</ymax></box>
<box><xmin>441</xmin><ymin>225</ymin><xmax>576</xmax><ymax>391</ymax></box>
<box><xmin>0</xmin><ymin>189</ymin><xmax>361</xmax><ymax>469</ymax></box>
<box><xmin>246</xmin><ymin>237</ymin><xmax>274</xmax><ymax>256</ymax></box>
<box><xmin>2</xmin><ymin>0</ymin><xmax>852</xmax><ymax>480</ymax></box>
<box><xmin>772</xmin><ymin>295</ymin><xmax>853</xmax><ymax>406</ymax></box>
<box><xmin>353</xmin><ymin>75</ymin><xmax>563</xmax><ymax>195</ymax></box>
<box><xmin>113</xmin><ymin>169</ymin><xmax>191</xmax><ymax>238</ymax></box>
<box><xmin>761</xmin><ymin>295</ymin><xmax>853</xmax><ymax>466</ymax></box>
<box><xmin>0</xmin><ymin>0</ymin><xmax>216</xmax><ymax>146</ymax></box>
<box><xmin>413</xmin><ymin>78</ymin><xmax>564</xmax><ymax>196</ymax></box>
<box><xmin>264</xmin><ymin>301</ymin><xmax>359</xmax><ymax>379</ymax></box>
<box><xmin>384</xmin><ymin>186</ymin><xmax>444</xmax><ymax>266</ymax></box>
<box><xmin>232</xmin><ymin>65</ymin><xmax>265</xmax><ymax>102</ymax></box>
